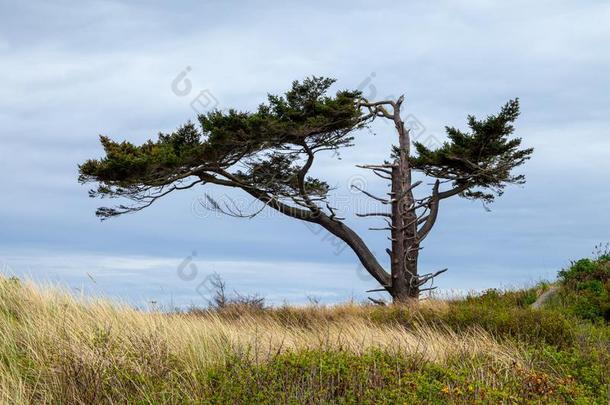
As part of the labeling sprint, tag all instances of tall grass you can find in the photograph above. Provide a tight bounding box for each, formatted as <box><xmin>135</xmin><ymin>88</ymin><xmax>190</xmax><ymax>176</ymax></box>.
<box><xmin>0</xmin><ymin>277</ymin><xmax>606</xmax><ymax>403</ymax></box>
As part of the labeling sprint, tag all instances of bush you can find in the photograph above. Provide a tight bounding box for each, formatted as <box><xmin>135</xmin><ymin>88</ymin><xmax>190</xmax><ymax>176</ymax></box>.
<box><xmin>557</xmin><ymin>256</ymin><xmax>610</xmax><ymax>322</ymax></box>
<box><xmin>424</xmin><ymin>303</ymin><xmax>576</xmax><ymax>348</ymax></box>
<box><xmin>198</xmin><ymin>348</ymin><xmax>595</xmax><ymax>404</ymax></box>
<box><xmin>533</xmin><ymin>344</ymin><xmax>610</xmax><ymax>401</ymax></box>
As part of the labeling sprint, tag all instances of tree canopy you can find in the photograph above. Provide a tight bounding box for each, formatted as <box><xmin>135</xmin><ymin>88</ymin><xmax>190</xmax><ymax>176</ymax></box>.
<box><xmin>80</xmin><ymin>77</ymin><xmax>367</xmax><ymax>219</ymax></box>
<box><xmin>410</xmin><ymin>99</ymin><xmax>532</xmax><ymax>202</ymax></box>
<box><xmin>80</xmin><ymin>76</ymin><xmax>532</xmax><ymax>301</ymax></box>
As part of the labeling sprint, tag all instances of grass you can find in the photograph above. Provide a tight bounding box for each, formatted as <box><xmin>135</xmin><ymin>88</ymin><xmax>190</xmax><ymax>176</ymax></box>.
<box><xmin>0</xmin><ymin>256</ymin><xmax>608</xmax><ymax>404</ymax></box>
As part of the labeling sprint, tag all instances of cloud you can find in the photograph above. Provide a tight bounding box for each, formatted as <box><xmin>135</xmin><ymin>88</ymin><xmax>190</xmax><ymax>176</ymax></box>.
<box><xmin>0</xmin><ymin>249</ymin><xmax>554</xmax><ymax>308</ymax></box>
<box><xmin>1</xmin><ymin>0</ymin><xmax>609</xmax><ymax>304</ymax></box>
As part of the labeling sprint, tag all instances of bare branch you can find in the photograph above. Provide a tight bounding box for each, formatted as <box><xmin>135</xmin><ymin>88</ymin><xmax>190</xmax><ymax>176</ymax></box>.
<box><xmin>351</xmin><ymin>184</ymin><xmax>391</xmax><ymax>204</ymax></box>
<box><xmin>382</xmin><ymin>218</ymin><xmax>394</xmax><ymax>228</ymax></box>
<box><xmin>356</xmin><ymin>212</ymin><xmax>392</xmax><ymax>218</ymax></box>
<box><xmin>355</xmin><ymin>165</ymin><xmax>392</xmax><ymax>179</ymax></box>
<box><xmin>97</xmin><ymin>178</ymin><xmax>204</xmax><ymax>218</ymax></box>
<box><xmin>367</xmin><ymin>297</ymin><xmax>387</xmax><ymax>306</ymax></box>
<box><xmin>198</xmin><ymin>194</ymin><xmax>267</xmax><ymax>219</ymax></box>
<box><xmin>325</xmin><ymin>202</ymin><xmax>345</xmax><ymax>221</ymax></box>
<box><xmin>357</xmin><ymin>98</ymin><xmax>396</xmax><ymax>120</ymax></box>
<box><xmin>356</xmin><ymin>164</ymin><xmax>397</xmax><ymax>169</ymax></box>
<box><xmin>373</xmin><ymin>168</ymin><xmax>393</xmax><ymax>175</ymax></box>
<box><xmin>417</xmin><ymin>180</ymin><xmax>440</xmax><ymax>242</ymax></box>
<box><xmin>393</xmin><ymin>181</ymin><xmax>423</xmax><ymax>205</ymax></box>
<box><xmin>211</xmin><ymin>169</ymin><xmax>316</xmax><ymax>222</ymax></box>
<box><xmin>406</xmin><ymin>199</ymin><xmax>432</xmax><ymax>213</ymax></box>
<box><xmin>413</xmin><ymin>268</ymin><xmax>448</xmax><ymax>287</ymax></box>
<box><xmin>296</xmin><ymin>142</ymin><xmax>320</xmax><ymax>213</ymax></box>
<box><xmin>372</xmin><ymin>170</ymin><xmax>392</xmax><ymax>180</ymax></box>
<box><xmin>366</xmin><ymin>287</ymin><xmax>389</xmax><ymax>293</ymax></box>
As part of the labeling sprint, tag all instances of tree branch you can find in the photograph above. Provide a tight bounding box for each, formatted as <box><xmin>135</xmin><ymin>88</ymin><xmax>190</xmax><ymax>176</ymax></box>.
<box><xmin>208</xmin><ymin>170</ymin><xmax>392</xmax><ymax>288</ymax></box>
<box><xmin>96</xmin><ymin>178</ymin><xmax>204</xmax><ymax>218</ymax></box>
<box><xmin>210</xmin><ymin>169</ymin><xmax>317</xmax><ymax>222</ymax></box>
<box><xmin>296</xmin><ymin>142</ymin><xmax>320</xmax><ymax>213</ymax></box>
<box><xmin>416</xmin><ymin>180</ymin><xmax>440</xmax><ymax>242</ymax></box>
<box><xmin>437</xmin><ymin>184</ymin><xmax>469</xmax><ymax>200</ymax></box>
<box><xmin>356</xmin><ymin>212</ymin><xmax>392</xmax><ymax>218</ymax></box>
<box><xmin>351</xmin><ymin>184</ymin><xmax>391</xmax><ymax>204</ymax></box>
<box><xmin>412</xmin><ymin>268</ymin><xmax>448</xmax><ymax>287</ymax></box>
<box><xmin>325</xmin><ymin>202</ymin><xmax>345</xmax><ymax>221</ymax></box>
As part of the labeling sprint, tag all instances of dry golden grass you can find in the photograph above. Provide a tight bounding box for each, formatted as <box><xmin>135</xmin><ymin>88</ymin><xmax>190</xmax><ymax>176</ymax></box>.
<box><xmin>0</xmin><ymin>277</ymin><xmax>557</xmax><ymax>403</ymax></box>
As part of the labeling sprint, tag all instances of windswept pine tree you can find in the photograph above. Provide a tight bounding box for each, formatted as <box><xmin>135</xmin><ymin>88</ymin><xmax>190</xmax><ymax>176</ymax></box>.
<box><xmin>79</xmin><ymin>77</ymin><xmax>532</xmax><ymax>302</ymax></box>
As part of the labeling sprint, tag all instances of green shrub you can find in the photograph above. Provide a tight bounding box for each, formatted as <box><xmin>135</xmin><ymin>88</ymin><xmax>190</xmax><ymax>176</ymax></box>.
<box><xmin>463</xmin><ymin>286</ymin><xmax>544</xmax><ymax>308</ymax></box>
<box><xmin>532</xmin><ymin>343</ymin><xmax>610</xmax><ymax>401</ymax></box>
<box><xmin>557</xmin><ymin>256</ymin><xmax>610</xmax><ymax>322</ymax></box>
<box><xmin>198</xmin><ymin>349</ymin><xmax>597</xmax><ymax>404</ymax></box>
<box><xmin>559</xmin><ymin>259</ymin><xmax>610</xmax><ymax>289</ymax></box>
<box><xmin>430</xmin><ymin>304</ymin><xmax>576</xmax><ymax>347</ymax></box>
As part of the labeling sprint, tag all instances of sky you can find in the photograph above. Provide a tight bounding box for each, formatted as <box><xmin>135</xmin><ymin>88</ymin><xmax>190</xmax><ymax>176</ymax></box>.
<box><xmin>1</xmin><ymin>0</ymin><xmax>609</xmax><ymax>308</ymax></box>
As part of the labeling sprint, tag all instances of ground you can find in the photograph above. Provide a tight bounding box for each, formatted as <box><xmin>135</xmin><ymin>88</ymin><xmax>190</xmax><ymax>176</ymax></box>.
<box><xmin>0</xmin><ymin>254</ymin><xmax>608</xmax><ymax>404</ymax></box>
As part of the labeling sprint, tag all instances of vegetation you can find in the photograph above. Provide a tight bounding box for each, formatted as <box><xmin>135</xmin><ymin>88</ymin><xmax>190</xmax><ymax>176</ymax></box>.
<box><xmin>79</xmin><ymin>77</ymin><xmax>533</xmax><ymax>301</ymax></box>
<box><xmin>0</xmin><ymin>254</ymin><xmax>608</xmax><ymax>403</ymax></box>
<box><xmin>551</xmin><ymin>244</ymin><xmax>610</xmax><ymax>322</ymax></box>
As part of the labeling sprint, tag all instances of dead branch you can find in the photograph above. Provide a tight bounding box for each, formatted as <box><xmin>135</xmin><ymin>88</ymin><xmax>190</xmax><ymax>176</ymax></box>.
<box><xmin>368</xmin><ymin>297</ymin><xmax>387</xmax><ymax>306</ymax></box>
<box><xmin>366</xmin><ymin>287</ymin><xmax>390</xmax><ymax>293</ymax></box>
<box><xmin>413</xmin><ymin>268</ymin><xmax>448</xmax><ymax>287</ymax></box>
<box><xmin>417</xmin><ymin>180</ymin><xmax>440</xmax><ymax>242</ymax></box>
<box><xmin>200</xmin><ymin>194</ymin><xmax>267</xmax><ymax>218</ymax></box>
<box><xmin>356</xmin><ymin>163</ymin><xmax>397</xmax><ymax>169</ymax></box>
<box><xmin>356</xmin><ymin>212</ymin><xmax>392</xmax><ymax>218</ymax></box>
<box><xmin>325</xmin><ymin>202</ymin><xmax>345</xmax><ymax>221</ymax></box>
<box><xmin>351</xmin><ymin>184</ymin><xmax>391</xmax><ymax>204</ymax></box>
<box><xmin>372</xmin><ymin>170</ymin><xmax>392</xmax><ymax>180</ymax></box>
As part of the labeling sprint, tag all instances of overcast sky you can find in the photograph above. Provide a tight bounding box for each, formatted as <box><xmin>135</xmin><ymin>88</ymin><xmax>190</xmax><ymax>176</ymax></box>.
<box><xmin>1</xmin><ymin>0</ymin><xmax>609</xmax><ymax>307</ymax></box>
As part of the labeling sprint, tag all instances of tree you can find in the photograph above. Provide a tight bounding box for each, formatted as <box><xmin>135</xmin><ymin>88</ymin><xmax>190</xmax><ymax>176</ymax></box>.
<box><xmin>79</xmin><ymin>77</ymin><xmax>533</xmax><ymax>302</ymax></box>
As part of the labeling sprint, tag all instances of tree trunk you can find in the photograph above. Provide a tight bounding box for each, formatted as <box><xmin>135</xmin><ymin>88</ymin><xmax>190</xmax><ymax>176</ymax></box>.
<box><xmin>390</xmin><ymin>102</ymin><xmax>420</xmax><ymax>302</ymax></box>
<box><xmin>310</xmin><ymin>98</ymin><xmax>444</xmax><ymax>303</ymax></box>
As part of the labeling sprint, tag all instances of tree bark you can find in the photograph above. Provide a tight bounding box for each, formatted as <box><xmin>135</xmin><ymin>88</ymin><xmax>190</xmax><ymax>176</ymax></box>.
<box><xmin>389</xmin><ymin>100</ymin><xmax>420</xmax><ymax>302</ymax></box>
<box><xmin>317</xmin><ymin>214</ymin><xmax>391</xmax><ymax>289</ymax></box>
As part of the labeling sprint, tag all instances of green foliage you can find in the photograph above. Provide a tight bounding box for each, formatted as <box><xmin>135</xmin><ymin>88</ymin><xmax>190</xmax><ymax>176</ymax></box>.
<box><xmin>80</xmin><ymin>123</ymin><xmax>204</xmax><ymax>185</ymax></box>
<box><xmin>559</xmin><ymin>258</ymin><xmax>610</xmax><ymax>290</ymax></box>
<box><xmin>556</xmin><ymin>254</ymin><xmax>610</xmax><ymax>322</ymax></box>
<box><xmin>359</xmin><ymin>285</ymin><xmax>576</xmax><ymax>347</ymax></box>
<box><xmin>79</xmin><ymin>76</ymin><xmax>364</xmax><ymax>218</ymax></box>
<box><xmin>410</xmin><ymin>99</ymin><xmax>533</xmax><ymax>202</ymax></box>
<box><xmin>198</xmin><ymin>349</ymin><xmax>596</xmax><ymax>404</ymax></box>
<box><xmin>80</xmin><ymin>77</ymin><xmax>533</xmax><ymax>220</ymax></box>
<box><xmin>534</xmin><ymin>343</ymin><xmax>610</xmax><ymax>401</ymax></box>
<box><xmin>463</xmin><ymin>285</ymin><xmax>545</xmax><ymax>308</ymax></box>
<box><xmin>433</xmin><ymin>303</ymin><xmax>576</xmax><ymax>347</ymax></box>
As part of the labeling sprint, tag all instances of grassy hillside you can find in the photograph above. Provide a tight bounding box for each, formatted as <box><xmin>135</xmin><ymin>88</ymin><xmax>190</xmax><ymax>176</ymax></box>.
<box><xmin>0</xmin><ymin>255</ymin><xmax>608</xmax><ymax>404</ymax></box>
